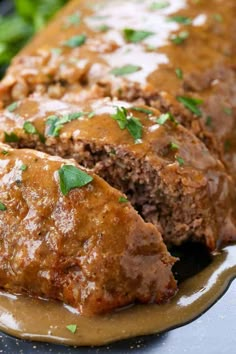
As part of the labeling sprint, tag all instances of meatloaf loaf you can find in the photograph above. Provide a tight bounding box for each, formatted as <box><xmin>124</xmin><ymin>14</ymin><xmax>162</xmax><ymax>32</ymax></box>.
<box><xmin>0</xmin><ymin>0</ymin><xmax>235</xmax><ymax>176</ymax></box>
<box><xmin>0</xmin><ymin>143</ymin><xmax>177</xmax><ymax>315</ymax></box>
<box><xmin>0</xmin><ymin>96</ymin><xmax>235</xmax><ymax>250</ymax></box>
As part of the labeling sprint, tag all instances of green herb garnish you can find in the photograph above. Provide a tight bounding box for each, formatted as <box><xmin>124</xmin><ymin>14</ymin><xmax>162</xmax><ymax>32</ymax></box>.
<box><xmin>110</xmin><ymin>65</ymin><xmax>141</xmax><ymax>77</ymax></box>
<box><xmin>6</xmin><ymin>102</ymin><xmax>18</xmax><ymax>112</ymax></box>
<box><xmin>119</xmin><ymin>196</ymin><xmax>129</xmax><ymax>203</ymax></box>
<box><xmin>176</xmin><ymin>96</ymin><xmax>203</xmax><ymax>116</ymax></box>
<box><xmin>66</xmin><ymin>324</ymin><xmax>77</xmax><ymax>334</ymax></box>
<box><xmin>58</xmin><ymin>165</ymin><xmax>93</xmax><ymax>196</ymax></box>
<box><xmin>51</xmin><ymin>48</ymin><xmax>62</xmax><ymax>55</ymax></box>
<box><xmin>205</xmin><ymin>116</ymin><xmax>212</xmax><ymax>127</ymax></box>
<box><xmin>213</xmin><ymin>14</ymin><xmax>223</xmax><ymax>23</ymax></box>
<box><xmin>1</xmin><ymin>150</ymin><xmax>9</xmax><ymax>155</ymax></box>
<box><xmin>97</xmin><ymin>24</ymin><xmax>110</xmax><ymax>32</ymax></box>
<box><xmin>63</xmin><ymin>34</ymin><xmax>86</xmax><ymax>48</ymax></box>
<box><xmin>111</xmin><ymin>107</ymin><xmax>143</xmax><ymax>143</ymax></box>
<box><xmin>4</xmin><ymin>132</ymin><xmax>19</xmax><ymax>143</ymax></box>
<box><xmin>176</xmin><ymin>156</ymin><xmax>185</xmax><ymax>166</ymax></box>
<box><xmin>175</xmin><ymin>68</ymin><xmax>183</xmax><ymax>79</ymax></box>
<box><xmin>20</xmin><ymin>164</ymin><xmax>28</xmax><ymax>171</ymax></box>
<box><xmin>64</xmin><ymin>14</ymin><xmax>81</xmax><ymax>27</ymax></box>
<box><xmin>123</xmin><ymin>28</ymin><xmax>154</xmax><ymax>43</ymax></box>
<box><xmin>23</xmin><ymin>121</ymin><xmax>45</xmax><ymax>142</ymax></box>
<box><xmin>170</xmin><ymin>142</ymin><xmax>179</xmax><ymax>150</ymax></box>
<box><xmin>223</xmin><ymin>107</ymin><xmax>232</xmax><ymax>116</ymax></box>
<box><xmin>46</xmin><ymin>112</ymin><xmax>93</xmax><ymax>137</ymax></box>
<box><xmin>131</xmin><ymin>107</ymin><xmax>153</xmax><ymax>115</ymax></box>
<box><xmin>0</xmin><ymin>202</ymin><xmax>7</xmax><ymax>211</ymax></box>
<box><xmin>150</xmin><ymin>1</ymin><xmax>170</xmax><ymax>10</ymax></box>
<box><xmin>168</xmin><ymin>16</ymin><xmax>192</xmax><ymax>25</ymax></box>
<box><xmin>156</xmin><ymin>112</ymin><xmax>178</xmax><ymax>125</ymax></box>
<box><xmin>171</xmin><ymin>31</ymin><xmax>189</xmax><ymax>45</ymax></box>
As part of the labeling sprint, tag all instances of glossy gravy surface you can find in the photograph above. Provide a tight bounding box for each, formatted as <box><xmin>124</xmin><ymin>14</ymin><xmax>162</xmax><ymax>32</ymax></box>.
<box><xmin>0</xmin><ymin>245</ymin><xmax>235</xmax><ymax>346</ymax></box>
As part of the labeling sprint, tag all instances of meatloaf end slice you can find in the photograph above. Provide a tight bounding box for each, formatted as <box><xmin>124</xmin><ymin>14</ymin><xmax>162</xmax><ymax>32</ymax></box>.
<box><xmin>0</xmin><ymin>143</ymin><xmax>176</xmax><ymax>315</ymax></box>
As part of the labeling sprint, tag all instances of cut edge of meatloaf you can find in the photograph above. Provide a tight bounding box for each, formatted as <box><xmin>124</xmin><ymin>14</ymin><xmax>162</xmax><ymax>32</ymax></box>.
<box><xmin>0</xmin><ymin>143</ymin><xmax>177</xmax><ymax>315</ymax></box>
<box><xmin>1</xmin><ymin>97</ymin><xmax>235</xmax><ymax>251</ymax></box>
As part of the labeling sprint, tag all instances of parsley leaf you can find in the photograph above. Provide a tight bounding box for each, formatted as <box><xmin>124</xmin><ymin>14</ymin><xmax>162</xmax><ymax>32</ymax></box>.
<box><xmin>168</xmin><ymin>16</ymin><xmax>192</xmax><ymax>25</ymax></box>
<box><xmin>177</xmin><ymin>96</ymin><xmax>203</xmax><ymax>116</ymax></box>
<box><xmin>176</xmin><ymin>156</ymin><xmax>185</xmax><ymax>166</ymax></box>
<box><xmin>66</xmin><ymin>324</ymin><xmax>77</xmax><ymax>334</ymax></box>
<box><xmin>119</xmin><ymin>196</ymin><xmax>129</xmax><ymax>203</ymax></box>
<box><xmin>4</xmin><ymin>132</ymin><xmax>19</xmax><ymax>143</ymax></box>
<box><xmin>0</xmin><ymin>202</ymin><xmax>7</xmax><ymax>211</ymax></box>
<box><xmin>111</xmin><ymin>107</ymin><xmax>143</xmax><ymax>142</ymax></box>
<box><xmin>46</xmin><ymin>112</ymin><xmax>92</xmax><ymax>137</ymax></box>
<box><xmin>170</xmin><ymin>142</ymin><xmax>179</xmax><ymax>150</ymax></box>
<box><xmin>175</xmin><ymin>68</ymin><xmax>183</xmax><ymax>79</ymax></box>
<box><xmin>150</xmin><ymin>1</ymin><xmax>170</xmax><ymax>10</ymax></box>
<box><xmin>64</xmin><ymin>14</ymin><xmax>81</xmax><ymax>28</ymax></box>
<box><xmin>58</xmin><ymin>165</ymin><xmax>93</xmax><ymax>196</ymax></box>
<box><xmin>156</xmin><ymin>112</ymin><xmax>178</xmax><ymax>125</ymax></box>
<box><xmin>23</xmin><ymin>121</ymin><xmax>45</xmax><ymax>143</ymax></box>
<box><xmin>20</xmin><ymin>164</ymin><xmax>28</xmax><ymax>171</ymax></box>
<box><xmin>131</xmin><ymin>107</ymin><xmax>153</xmax><ymax>115</ymax></box>
<box><xmin>123</xmin><ymin>28</ymin><xmax>154</xmax><ymax>43</ymax></box>
<box><xmin>6</xmin><ymin>101</ymin><xmax>18</xmax><ymax>112</ymax></box>
<box><xmin>205</xmin><ymin>116</ymin><xmax>212</xmax><ymax>127</ymax></box>
<box><xmin>110</xmin><ymin>65</ymin><xmax>141</xmax><ymax>77</ymax></box>
<box><xmin>171</xmin><ymin>31</ymin><xmax>189</xmax><ymax>45</ymax></box>
<box><xmin>63</xmin><ymin>34</ymin><xmax>86</xmax><ymax>48</ymax></box>
<box><xmin>223</xmin><ymin>107</ymin><xmax>232</xmax><ymax>116</ymax></box>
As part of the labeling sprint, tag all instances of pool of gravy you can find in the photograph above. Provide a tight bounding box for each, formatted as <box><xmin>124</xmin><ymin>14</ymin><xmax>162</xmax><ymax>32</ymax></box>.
<box><xmin>0</xmin><ymin>244</ymin><xmax>235</xmax><ymax>347</ymax></box>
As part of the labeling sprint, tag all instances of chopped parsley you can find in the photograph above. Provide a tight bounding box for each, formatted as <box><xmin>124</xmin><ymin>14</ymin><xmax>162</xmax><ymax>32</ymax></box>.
<box><xmin>63</xmin><ymin>34</ymin><xmax>86</xmax><ymax>48</ymax></box>
<box><xmin>6</xmin><ymin>101</ymin><xmax>18</xmax><ymax>112</ymax></box>
<box><xmin>97</xmin><ymin>24</ymin><xmax>110</xmax><ymax>32</ymax></box>
<box><xmin>123</xmin><ymin>28</ymin><xmax>154</xmax><ymax>43</ymax></box>
<box><xmin>64</xmin><ymin>14</ymin><xmax>81</xmax><ymax>28</ymax></box>
<box><xmin>119</xmin><ymin>196</ymin><xmax>129</xmax><ymax>203</ymax></box>
<box><xmin>175</xmin><ymin>68</ymin><xmax>183</xmax><ymax>79</ymax></box>
<box><xmin>0</xmin><ymin>202</ymin><xmax>7</xmax><ymax>211</ymax></box>
<box><xmin>205</xmin><ymin>116</ymin><xmax>212</xmax><ymax>127</ymax></box>
<box><xmin>171</xmin><ymin>31</ymin><xmax>189</xmax><ymax>45</ymax></box>
<box><xmin>168</xmin><ymin>16</ymin><xmax>192</xmax><ymax>25</ymax></box>
<box><xmin>58</xmin><ymin>165</ymin><xmax>93</xmax><ymax>196</ymax></box>
<box><xmin>4</xmin><ymin>132</ymin><xmax>19</xmax><ymax>143</ymax></box>
<box><xmin>110</xmin><ymin>65</ymin><xmax>141</xmax><ymax>77</ymax></box>
<box><xmin>150</xmin><ymin>1</ymin><xmax>170</xmax><ymax>10</ymax></box>
<box><xmin>170</xmin><ymin>142</ymin><xmax>179</xmax><ymax>150</ymax></box>
<box><xmin>223</xmin><ymin>107</ymin><xmax>232</xmax><ymax>116</ymax></box>
<box><xmin>1</xmin><ymin>150</ymin><xmax>9</xmax><ymax>155</ymax></box>
<box><xmin>213</xmin><ymin>14</ymin><xmax>223</xmax><ymax>23</ymax></box>
<box><xmin>156</xmin><ymin>112</ymin><xmax>178</xmax><ymax>125</ymax></box>
<box><xmin>46</xmin><ymin>112</ymin><xmax>93</xmax><ymax>137</ymax></box>
<box><xmin>176</xmin><ymin>156</ymin><xmax>185</xmax><ymax>166</ymax></box>
<box><xmin>23</xmin><ymin>121</ymin><xmax>45</xmax><ymax>143</ymax></box>
<box><xmin>176</xmin><ymin>96</ymin><xmax>203</xmax><ymax>116</ymax></box>
<box><xmin>111</xmin><ymin>107</ymin><xmax>143</xmax><ymax>143</ymax></box>
<box><xmin>51</xmin><ymin>48</ymin><xmax>62</xmax><ymax>56</ymax></box>
<box><xmin>66</xmin><ymin>324</ymin><xmax>77</xmax><ymax>334</ymax></box>
<box><xmin>20</xmin><ymin>164</ymin><xmax>28</xmax><ymax>171</ymax></box>
<box><xmin>131</xmin><ymin>107</ymin><xmax>153</xmax><ymax>115</ymax></box>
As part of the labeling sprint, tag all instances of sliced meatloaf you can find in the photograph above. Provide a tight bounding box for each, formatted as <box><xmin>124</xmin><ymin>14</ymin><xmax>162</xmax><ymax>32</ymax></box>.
<box><xmin>0</xmin><ymin>96</ymin><xmax>235</xmax><ymax>250</ymax></box>
<box><xmin>0</xmin><ymin>0</ymin><xmax>235</xmax><ymax>174</ymax></box>
<box><xmin>0</xmin><ymin>143</ymin><xmax>177</xmax><ymax>315</ymax></box>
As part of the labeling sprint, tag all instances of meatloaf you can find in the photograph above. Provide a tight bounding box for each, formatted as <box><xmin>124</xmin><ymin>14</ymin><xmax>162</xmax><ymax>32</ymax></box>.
<box><xmin>0</xmin><ymin>143</ymin><xmax>177</xmax><ymax>315</ymax></box>
<box><xmin>0</xmin><ymin>0</ymin><xmax>235</xmax><ymax>176</ymax></box>
<box><xmin>0</xmin><ymin>96</ymin><xmax>235</xmax><ymax>250</ymax></box>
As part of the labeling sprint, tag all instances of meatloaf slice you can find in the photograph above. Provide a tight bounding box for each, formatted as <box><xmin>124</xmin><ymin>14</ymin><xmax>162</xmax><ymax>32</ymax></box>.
<box><xmin>0</xmin><ymin>143</ymin><xmax>177</xmax><ymax>315</ymax></box>
<box><xmin>0</xmin><ymin>96</ymin><xmax>235</xmax><ymax>250</ymax></box>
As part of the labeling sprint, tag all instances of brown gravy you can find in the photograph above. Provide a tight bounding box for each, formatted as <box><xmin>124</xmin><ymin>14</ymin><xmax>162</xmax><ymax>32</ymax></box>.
<box><xmin>0</xmin><ymin>244</ymin><xmax>235</xmax><ymax>346</ymax></box>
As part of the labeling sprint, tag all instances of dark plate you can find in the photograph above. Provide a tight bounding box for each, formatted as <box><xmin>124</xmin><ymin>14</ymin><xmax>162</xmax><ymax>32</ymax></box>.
<box><xmin>0</xmin><ymin>1</ymin><xmax>236</xmax><ymax>353</ymax></box>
